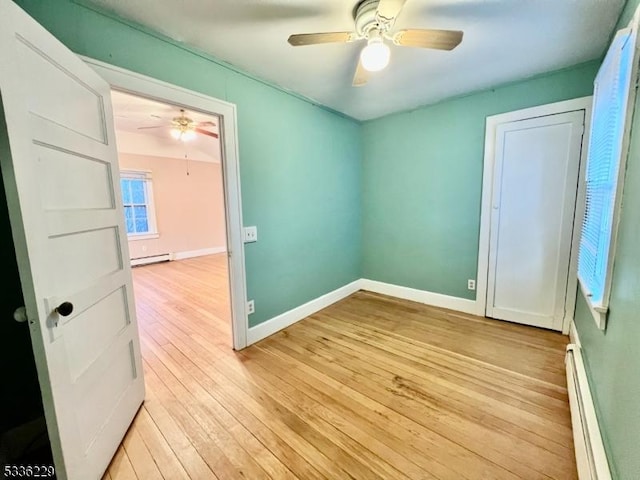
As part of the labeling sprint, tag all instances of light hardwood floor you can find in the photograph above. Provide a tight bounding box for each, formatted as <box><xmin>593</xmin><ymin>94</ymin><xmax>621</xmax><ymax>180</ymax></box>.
<box><xmin>104</xmin><ymin>254</ymin><xmax>577</xmax><ymax>479</ymax></box>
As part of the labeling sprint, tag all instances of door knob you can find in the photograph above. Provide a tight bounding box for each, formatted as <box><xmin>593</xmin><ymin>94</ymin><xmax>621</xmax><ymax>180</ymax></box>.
<box><xmin>55</xmin><ymin>302</ymin><xmax>74</xmax><ymax>317</ymax></box>
<box><xmin>13</xmin><ymin>306</ymin><xmax>27</xmax><ymax>323</ymax></box>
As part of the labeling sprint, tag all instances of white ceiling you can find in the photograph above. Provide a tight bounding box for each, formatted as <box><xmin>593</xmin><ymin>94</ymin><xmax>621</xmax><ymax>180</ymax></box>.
<box><xmin>111</xmin><ymin>90</ymin><xmax>221</xmax><ymax>163</ymax></box>
<box><xmin>91</xmin><ymin>0</ymin><xmax>624</xmax><ymax>121</ymax></box>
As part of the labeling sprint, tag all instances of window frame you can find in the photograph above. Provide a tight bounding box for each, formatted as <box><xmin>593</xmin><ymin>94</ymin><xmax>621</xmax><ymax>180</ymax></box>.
<box><xmin>120</xmin><ymin>169</ymin><xmax>159</xmax><ymax>241</ymax></box>
<box><xmin>578</xmin><ymin>17</ymin><xmax>640</xmax><ymax>330</ymax></box>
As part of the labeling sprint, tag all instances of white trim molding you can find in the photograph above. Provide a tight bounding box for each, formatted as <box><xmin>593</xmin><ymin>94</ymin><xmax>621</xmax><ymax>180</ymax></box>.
<box><xmin>172</xmin><ymin>246</ymin><xmax>226</xmax><ymax>260</ymax></box>
<box><xmin>246</xmin><ymin>280</ymin><xmax>361</xmax><ymax>345</ymax></box>
<box><xmin>580</xmin><ymin>282</ymin><xmax>608</xmax><ymax>331</ymax></box>
<box><xmin>566</xmin><ymin>343</ymin><xmax>612</xmax><ymax>480</ymax></box>
<box><xmin>131</xmin><ymin>254</ymin><xmax>171</xmax><ymax>267</ymax></box>
<box><xmin>247</xmin><ymin>275</ymin><xmax>542</xmax><ymax>347</ymax></box>
<box><xmin>360</xmin><ymin>279</ymin><xmax>477</xmax><ymax>315</ymax></box>
<box><xmin>478</xmin><ymin>96</ymin><xmax>593</xmax><ymax>332</ymax></box>
<box><xmin>130</xmin><ymin>247</ymin><xmax>225</xmax><ymax>266</ymax></box>
<box><xmin>128</xmin><ymin>233</ymin><xmax>160</xmax><ymax>241</ymax></box>
<box><xmin>569</xmin><ymin>320</ymin><xmax>582</xmax><ymax>349</ymax></box>
<box><xmin>246</xmin><ymin>279</ymin><xmax>479</xmax><ymax>345</ymax></box>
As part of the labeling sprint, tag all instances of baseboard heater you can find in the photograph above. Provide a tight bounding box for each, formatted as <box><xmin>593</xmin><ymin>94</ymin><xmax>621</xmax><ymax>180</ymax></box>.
<box><xmin>566</xmin><ymin>344</ymin><xmax>612</xmax><ymax>480</ymax></box>
<box><xmin>130</xmin><ymin>253</ymin><xmax>171</xmax><ymax>267</ymax></box>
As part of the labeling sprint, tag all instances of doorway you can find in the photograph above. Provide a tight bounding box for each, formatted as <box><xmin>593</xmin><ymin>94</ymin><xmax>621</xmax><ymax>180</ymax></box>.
<box><xmin>110</xmin><ymin>90</ymin><xmax>233</xmax><ymax>345</ymax></box>
<box><xmin>83</xmin><ymin>58</ymin><xmax>249</xmax><ymax>350</ymax></box>
<box><xmin>476</xmin><ymin>98</ymin><xmax>592</xmax><ymax>332</ymax></box>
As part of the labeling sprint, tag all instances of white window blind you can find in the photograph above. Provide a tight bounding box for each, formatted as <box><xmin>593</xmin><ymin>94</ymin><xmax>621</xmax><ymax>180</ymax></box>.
<box><xmin>578</xmin><ymin>27</ymin><xmax>635</xmax><ymax>319</ymax></box>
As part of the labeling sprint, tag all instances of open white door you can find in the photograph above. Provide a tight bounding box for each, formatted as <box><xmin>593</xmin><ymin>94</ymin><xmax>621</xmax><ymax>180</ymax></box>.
<box><xmin>0</xmin><ymin>1</ymin><xmax>144</xmax><ymax>479</ymax></box>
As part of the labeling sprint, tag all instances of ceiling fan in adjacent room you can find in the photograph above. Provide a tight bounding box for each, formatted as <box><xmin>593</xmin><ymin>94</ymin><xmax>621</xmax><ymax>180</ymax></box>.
<box><xmin>138</xmin><ymin>109</ymin><xmax>219</xmax><ymax>141</ymax></box>
<box><xmin>287</xmin><ymin>0</ymin><xmax>463</xmax><ymax>86</ymax></box>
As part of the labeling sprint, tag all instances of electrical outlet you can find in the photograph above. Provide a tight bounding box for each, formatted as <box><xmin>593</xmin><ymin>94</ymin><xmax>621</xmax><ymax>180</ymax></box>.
<box><xmin>243</xmin><ymin>226</ymin><xmax>258</xmax><ymax>243</ymax></box>
<box><xmin>468</xmin><ymin>279</ymin><xmax>476</xmax><ymax>291</ymax></box>
<box><xmin>247</xmin><ymin>300</ymin><xmax>255</xmax><ymax>315</ymax></box>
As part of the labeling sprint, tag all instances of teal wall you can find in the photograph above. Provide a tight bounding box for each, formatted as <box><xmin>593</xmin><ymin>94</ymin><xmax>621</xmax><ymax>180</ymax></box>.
<box><xmin>574</xmin><ymin>1</ymin><xmax>640</xmax><ymax>479</ymax></box>
<box><xmin>361</xmin><ymin>62</ymin><xmax>599</xmax><ymax>298</ymax></box>
<box><xmin>13</xmin><ymin>0</ymin><xmax>363</xmax><ymax>327</ymax></box>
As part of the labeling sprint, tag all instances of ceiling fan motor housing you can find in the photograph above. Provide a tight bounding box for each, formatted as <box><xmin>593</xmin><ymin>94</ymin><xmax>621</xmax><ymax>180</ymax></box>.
<box><xmin>172</xmin><ymin>109</ymin><xmax>194</xmax><ymax>130</ymax></box>
<box><xmin>355</xmin><ymin>0</ymin><xmax>387</xmax><ymax>38</ymax></box>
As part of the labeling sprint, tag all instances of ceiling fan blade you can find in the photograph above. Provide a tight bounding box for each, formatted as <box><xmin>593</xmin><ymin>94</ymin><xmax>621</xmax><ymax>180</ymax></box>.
<box><xmin>195</xmin><ymin>128</ymin><xmax>219</xmax><ymax>139</ymax></box>
<box><xmin>288</xmin><ymin>32</ymin><xmax>356</xmax><ymax>46</ymax></box>
<box><xmin>352</xmin><ymin>58</ymin><xmax>369</xmax><ymax>87</ymax></box>
<box><xmin>137</xmin><ymin>125</ymin><xmax>164</xmax><ymax>130</ymax></box>
<box><xmin>198</xmin><ymin>121</ymin><xmax>216</xmax><ymax>127</ymax></box>
<box><xmin>376</xmin><ymin>0</ymin><xmax>407</xmax><ymax>23</ymax></box>
<box><xmin>393</xmin><ymin>29</ymin><xmax>464</xmax><ymax>51</ymax></box>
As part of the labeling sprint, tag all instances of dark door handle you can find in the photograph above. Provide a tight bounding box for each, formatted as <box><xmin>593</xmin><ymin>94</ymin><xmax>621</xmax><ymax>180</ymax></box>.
<box><xmin>55</xmin><ymin>302</ymin><xmax>74</xmax><ymax>317</ymax></box>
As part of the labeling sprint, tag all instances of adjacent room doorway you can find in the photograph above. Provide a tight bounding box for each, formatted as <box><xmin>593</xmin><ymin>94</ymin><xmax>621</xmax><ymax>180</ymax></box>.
<box><xmin>110</xmin><ymin>90</ymin><xmax>234</xmax><ymax>347</ymax></box>
<box><xmin>84</xmin><ymin>58</ymin><xmax>249</xmax><ymax>351</ymax></box>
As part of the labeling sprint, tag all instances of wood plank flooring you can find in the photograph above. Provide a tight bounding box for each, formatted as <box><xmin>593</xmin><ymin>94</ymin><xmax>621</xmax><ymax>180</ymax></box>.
<box><xmin>104</xmin><ymin>254</ymin><xmax>577</xmax><ymax>479</ymax></box>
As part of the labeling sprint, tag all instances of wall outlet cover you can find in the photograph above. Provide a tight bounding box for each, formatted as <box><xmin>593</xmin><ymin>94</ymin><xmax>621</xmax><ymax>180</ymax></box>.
<box><xmin>244</xmin><ymin>226</ymin><xmax>258</xmax><ymax>243</ymax></box>
<box><xmin>468</xmin><ymin>279</ymin><xmax>476</xmax><ymax>291</ymax></box>
<box><xmin>247</xmin><ymin>300</ymin><xmax>255</xmax><ymax>315</ymax></box>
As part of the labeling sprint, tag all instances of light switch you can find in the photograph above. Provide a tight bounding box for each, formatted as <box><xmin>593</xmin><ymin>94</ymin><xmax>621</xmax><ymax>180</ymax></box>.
<box><xmin>244</xmin><ymin>226</ymin><xmax>257</xmax><ymax>243</ymax></box>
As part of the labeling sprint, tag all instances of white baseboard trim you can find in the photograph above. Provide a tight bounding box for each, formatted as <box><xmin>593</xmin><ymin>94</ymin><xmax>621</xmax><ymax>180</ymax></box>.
<box><xmin>246</xmin><ymin>280</ymin><xmax>361</xmax><ymax>345</ymax></box>
<box><xmin>131</xmin><ymin>253</ymin><xmax>171</xmax><ymax>266</ymax></box>
<box><xmin>359</xmin><ymin>279</ymin><xmax>478</xmax><ymax>315</ymax></box>
<box><xmin>566</xmin><ymin>343</ymin><xmax>611</xmax><ymax>480</ymax></box>
<box><xmin>172</xmin><ymin>246</ymin><xmax>226</xmax><ymax>261</ymax></box>
<box><xmin>246</xmin><ymin>279</ymin><xmax>480</xmax><ymax>346</ymax></box>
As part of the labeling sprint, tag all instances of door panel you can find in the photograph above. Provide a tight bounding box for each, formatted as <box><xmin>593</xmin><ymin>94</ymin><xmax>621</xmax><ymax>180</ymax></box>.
<box><xmin>65</xmin><ymin>287</ymin><xmax>130</xmax><ymax>380</ymax></box>
<box><xmin>46</xmin><ymin>227</ymin><xmax>122</xmax><ymax>290</ymax></box>
<box><xmin>37</xmin><ymin>146</ymin><xmax>114</xmax><ymax>210</ymax></box>
<box><xmin>486</xmin><ymin>111</ymin><xmax>584</xmax><ymax>330</ymax></box>
<box><xmin>0</xmin><ymin>1</ymin><xmax>144</xmax><ymax>478</ymax></box>
<box><xmin>15</xmin><ymin>37</ymin><xmax>107</xmax><ymax>142</ymax></box>
<box><xmin>75</xmin><ymin>340</ymin><xmax>137</xmax><ymax>452</ymax></box>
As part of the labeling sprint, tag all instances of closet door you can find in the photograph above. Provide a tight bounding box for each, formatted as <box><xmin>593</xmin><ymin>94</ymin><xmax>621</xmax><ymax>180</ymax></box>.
<box><xmin>486</xmin><ymin>110</ymin><xmax>584</xmax><ymax>330</ymax></box>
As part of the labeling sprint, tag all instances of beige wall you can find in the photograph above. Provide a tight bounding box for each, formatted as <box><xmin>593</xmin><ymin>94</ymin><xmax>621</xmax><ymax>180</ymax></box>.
<box><xmin>119</xmin><ymin>153</ymin><xmax>226</xmax><ymax>260</ymax></box>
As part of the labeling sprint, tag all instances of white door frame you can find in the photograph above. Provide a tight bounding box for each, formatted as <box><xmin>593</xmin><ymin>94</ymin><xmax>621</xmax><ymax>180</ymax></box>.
<box><xmin>82</xmin><ymin>57</ymin><xmax>248</xmax><ymax>349</ymax></box>
<box><xmin>476</xmin><ymin>96</ymin><xmax>592</xmax><ymax>334</ymax></box>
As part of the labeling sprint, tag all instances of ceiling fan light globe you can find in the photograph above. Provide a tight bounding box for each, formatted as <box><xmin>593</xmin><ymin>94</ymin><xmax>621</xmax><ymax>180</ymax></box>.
<box><xmin>360</xmin><ymin>41</ymin><xmax>390</xmax><ymax>72</ymax></box>
<box><xmin>170</xmin><ymin>128</ymin><xmax>182</xmax><ymax>140</ymax></box>
<box><xmin>181</xmin><ymin>130</ymin><xmax>197</xmax><ymax>142</ymax></box>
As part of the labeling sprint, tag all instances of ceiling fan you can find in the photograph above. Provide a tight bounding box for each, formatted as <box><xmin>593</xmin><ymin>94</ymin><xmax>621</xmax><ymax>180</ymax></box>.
<box><xmin>138</xmin><ymin>109</ymin><xmax>219</xmax><ymax>141</ymax></box>
<box><xmin>288</xmin><ymin>0</ymin><xmax>463</xmax><ymax>86</ymax></box>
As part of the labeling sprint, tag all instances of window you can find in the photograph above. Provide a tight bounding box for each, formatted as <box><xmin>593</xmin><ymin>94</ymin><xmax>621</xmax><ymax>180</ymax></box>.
<box><xmin>578</xmin><ymin>26</ymin><xmax>636</xmax><ymax>329</ymax></box>
<box><xmin>120</xmin><ymin>171</ymin><xmax>158</xmax><ymax>239</ymax></box>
